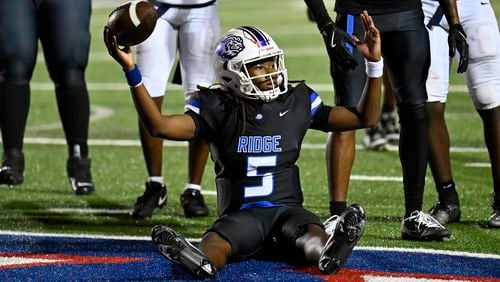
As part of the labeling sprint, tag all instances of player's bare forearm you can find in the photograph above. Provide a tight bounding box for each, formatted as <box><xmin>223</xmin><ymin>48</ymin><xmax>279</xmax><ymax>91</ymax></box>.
<box><xmin>104</xmin><ymin>26</ymin><xmax>196</xmax><ymax>141</ymax></box>
<box><xmin>438</xmin><ymin>0</ymin><xmax>460</xmax><ymax>25</ymax></box>
<box><xmin>438</xmin><ymin>0</ymin><xmax>468</xmax><ymax>72</ymax></box>
<box><xmin>130</xmin><ymin>83</ymin><xmax>196</xmax><ymax>141</ymax></box>
<box><xmin>324</xmin><ymin>11</ymin><xmax>382</xmax><ymax>131</ymax></box>
<box><xmin>326</xmin><ymin>76</ymin><xmax>381</xmax><ymax>131</ymax></box>
<box><xmin>356</xmin><ymin>76</ymin><xmax>382</xmax><ymax>127</ymax></box>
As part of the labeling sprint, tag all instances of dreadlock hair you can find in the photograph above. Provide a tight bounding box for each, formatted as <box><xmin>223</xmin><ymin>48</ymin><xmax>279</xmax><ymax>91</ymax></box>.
<box><xmin>223</xmin><ymin>89</ymin><xmax>264</xmax><ymax>134</ymax></box>
<box><xmin>198</xmin><ymin>83</ymin><xmax>257</xmax><ymax>134</ymax></box>
<box><xmin>199</xmin><ymin>82</ymin><xmax>294</xmax><ymax>134</ymax></box>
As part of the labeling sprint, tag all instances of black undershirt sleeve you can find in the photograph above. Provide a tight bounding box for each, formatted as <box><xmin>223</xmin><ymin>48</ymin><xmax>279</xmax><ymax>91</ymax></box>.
<box><xmin>185</xmin><ymin>111</ymin><xmax>207</xmax><ymax>141</ymax></box>
<box><xmin>310</xmin><ymin>104</ymin><xmax>333</xmax><ymax>132</ymax></box>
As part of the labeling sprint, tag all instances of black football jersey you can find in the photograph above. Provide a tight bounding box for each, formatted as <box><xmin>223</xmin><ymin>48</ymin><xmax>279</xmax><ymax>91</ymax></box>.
<box><xmin>334</xmin><ymin>0</ymin><xmax>421</xmax><ymax>15</ymax></box>
<box><xmin>185</xmin><ymin>83</ymin><xmax>330</xmax><ymax>216</ymax></box>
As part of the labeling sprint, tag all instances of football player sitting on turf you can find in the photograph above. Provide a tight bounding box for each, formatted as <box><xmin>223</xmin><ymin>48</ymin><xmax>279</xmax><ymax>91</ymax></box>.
<box><xmin>104</xmin><ymin>11</ymin><xmax>381</xmax><ymax>279</ymax></box>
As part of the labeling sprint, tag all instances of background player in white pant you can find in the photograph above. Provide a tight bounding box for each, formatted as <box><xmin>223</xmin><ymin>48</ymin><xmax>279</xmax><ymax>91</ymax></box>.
<box><xmin>423</xmin><ymin>0</ymin><xmax>500</xmax><ymax>228</ymax></box>
<box><xmin>131</xmin><ymin>0</ymin><xmax>220</xmax><ymax>219</ymax></box>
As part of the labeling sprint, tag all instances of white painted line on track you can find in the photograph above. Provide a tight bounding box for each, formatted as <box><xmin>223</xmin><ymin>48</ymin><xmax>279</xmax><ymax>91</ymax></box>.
<box><xmin>357</xmin><ymin>246</ymin><xmax>500</xmax><ymax>260</ymax></box>
<box><xmin>0</xmin><ymin>230</ymin><xmax>497</xmax><ymax>260</ymax></box>
<box><xmin>0</xmin><ymin>230</ymin><xmax>150</xmax><ymax>241</ymax></box>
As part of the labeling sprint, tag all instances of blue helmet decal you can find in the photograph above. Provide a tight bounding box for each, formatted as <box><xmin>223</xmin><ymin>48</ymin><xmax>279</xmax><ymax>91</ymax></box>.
<box><xmin>216</xmin><ymin>34</ymin><xmax>245</xmax><ymax>59</ymax></box>
<box><xmin>239</xmin><ymin>26</ymin><xmax>269</xmax><ymax>47</ymax></box>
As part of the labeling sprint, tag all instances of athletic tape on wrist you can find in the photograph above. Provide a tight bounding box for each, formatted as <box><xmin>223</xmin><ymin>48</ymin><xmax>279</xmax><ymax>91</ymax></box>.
<box><xmin>365</xmin><ymin>58</ymin><xmax>384</xmax><ymax>78</ymax></box>
<box><xmin>124</xmin><ymin>64</ymin><xmax>143</xmax><ymax>88</ymax></box>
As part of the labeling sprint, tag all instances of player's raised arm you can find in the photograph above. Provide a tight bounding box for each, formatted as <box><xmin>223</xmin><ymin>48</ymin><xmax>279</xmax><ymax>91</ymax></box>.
<box><xmin>103</xmin><ymin>27</ymin><xmax>196</xmax><ymax>141</ymax></box>
<box><xmin>326</xmin><ymin>11</ymin><xmax>382</xmax><ymax>131</ymax></box>
<box><xmin>304</xmin><ymin>0</ymin><xmax>358</xmax><ymax>71</ymax></box>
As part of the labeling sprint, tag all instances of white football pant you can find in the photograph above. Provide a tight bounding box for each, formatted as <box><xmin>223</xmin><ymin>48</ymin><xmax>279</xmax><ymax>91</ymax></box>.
<box><xmin>423</xmin><ymin>0</ymin><xmax>500</xmax><ymax>110</ymax></box>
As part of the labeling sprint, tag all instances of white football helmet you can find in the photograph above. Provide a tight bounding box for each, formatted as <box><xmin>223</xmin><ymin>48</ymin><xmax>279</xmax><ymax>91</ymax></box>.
<box><xmin>214</xmin><ymin>26</ymin><xmax>288</xmax><ymax>102</ymax></box>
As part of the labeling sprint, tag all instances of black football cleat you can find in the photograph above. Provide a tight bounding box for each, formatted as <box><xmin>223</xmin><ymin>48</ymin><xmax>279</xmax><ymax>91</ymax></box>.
<box><xmin>429</xmin><ymin>202</ymin><xmax>461</xmax><ymax>225</ymax></box>
<box><xmin>180</xmin><ymin>189</ymin><xmax>209</xmax><ymax>218</ymax></box>
<box><xmin>131</xmin><ymin>181</ymin><xmax>167</xmax><ymax>219</ymax></box>
<box><xmin>319</xmin><ymin>204</ymin><xmax>365</xmax><ymax>274</ymax></box>
<box><xmin>0</xmin><ymin>150</ymin><xmax>24</xmax><ymax>186</ymax></box>
<box><xmin>152</xmin><ymin>225</ymin><xmax>216</xmax><ymax>279</ymax></box>
<box><xmin>67</xmin><ymin>157</ymin><xmax>95</xmax><ymax>195</ymax></box>
<box><xmin>401</xmin><ymin>211</ymin><xmax>451</xmax><ymax>241</ymax></box>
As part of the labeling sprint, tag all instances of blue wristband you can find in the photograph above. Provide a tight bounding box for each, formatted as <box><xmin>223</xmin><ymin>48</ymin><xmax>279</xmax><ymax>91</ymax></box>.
<box><xmin>124</xmin><ymin>64</ymin><xmax>143</xmax><ymax>88</ymax></box>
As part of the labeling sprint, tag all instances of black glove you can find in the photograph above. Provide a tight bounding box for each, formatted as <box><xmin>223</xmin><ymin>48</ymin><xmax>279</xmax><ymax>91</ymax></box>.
<box><xmin>319</xmin><ymin>22</ymin><xmax>358</xmax><ymax>71</ymax></box>
<box><xmin>448</xmin><ymin>24</ymin><xmax>469</xmax><ymax>73</ymax></box>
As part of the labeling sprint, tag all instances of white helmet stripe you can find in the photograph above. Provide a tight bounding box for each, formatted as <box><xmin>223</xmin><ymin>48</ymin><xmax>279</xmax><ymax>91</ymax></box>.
<box><xmin>129</xmin><ymin>1</ymin><xmax>142</xmax><ymax>27</ymax></box>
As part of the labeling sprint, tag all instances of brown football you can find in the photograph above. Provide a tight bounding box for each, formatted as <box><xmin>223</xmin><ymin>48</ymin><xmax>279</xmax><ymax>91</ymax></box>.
<box><xmin>106</xmin><ymin>0</ymin><xmax>157</xmax><ymax>46</ymax></box>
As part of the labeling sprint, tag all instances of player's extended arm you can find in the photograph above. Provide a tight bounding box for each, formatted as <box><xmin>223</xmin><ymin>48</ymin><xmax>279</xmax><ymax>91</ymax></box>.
<box><xmin>103</xmin><ymin>27</ymin><xmax>196</xmax><ymax>141</ymax></box>
<box><xmin>326</xmin><ymin>11</ymin><xmax>382</xmax><ymax>131</ymax></box>
<box><xmin>304</xmin><ymin>0</ymin><xmax>357</xmax><ymax>71</ymax></box>
<box><xmin>438</xmin><ymin>0</ymin><xmax>469</xmax><ymax>73</ymax></box>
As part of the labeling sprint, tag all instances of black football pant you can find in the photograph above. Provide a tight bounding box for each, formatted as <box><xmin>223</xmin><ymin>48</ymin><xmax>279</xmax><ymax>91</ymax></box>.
<box><xmin>333</xmin><ymin>9</ymin><xmax>430</xmax><ymax>216</ymax></box>
<box><xmin>0</xmin><ymin>0</ymin><xmax>91</xmax><ymax>158</ymax></box>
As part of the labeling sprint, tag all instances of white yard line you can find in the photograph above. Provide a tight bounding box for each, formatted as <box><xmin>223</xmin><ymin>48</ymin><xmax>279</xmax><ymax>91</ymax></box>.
<box><xmin>30</xmin><ymin>81</ymin><xmax>470</xmax><ymax>94</ymax></box>
<box><xmin>26</xmin><ymin>105</ymin><xmax>113</xmax><ymax>133</ymax></box>
<box><xmin>48</xmin><ymin>208</ymin><xmax>131</xmax><ymax>215</ymax></box>
<box><xmin>464</xmin><ymin>162</ymin><xmax>491</xmax><ymax>168</ymax></box>
<box><xmin>22</xmin><ymin>81</ymin><xmax>486</xmax><ymax>157</ymax></box>
<box><xmin>16</xmin><ymin>137</ymin><xmax>488</xmax><ymax>154</ymax></box>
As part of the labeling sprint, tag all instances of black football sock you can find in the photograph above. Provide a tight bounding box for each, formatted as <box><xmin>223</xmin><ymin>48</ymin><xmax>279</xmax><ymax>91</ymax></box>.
<box><xmin>478</xmin><ymin>107</ymin><xmax>500</xmax><ymax>211</ymax></box>
<box><xmin>329</xmin><ymin>201</ymin><xmax>347</xmax><ymax>216</ymax></box>
<box><xmin>398</xmin><ymin>104</ymin><xmax>428</xmax><ymax>218</ymax></box>
<box><xmin>493</xmin><ymin>180</ymin><xmax>500</xmax><ymax>211</ymax></box>
<box><xmin>55</xmin><ymin>84</ymin><xmax>90</xmax><ymax>158</ymax></box>
<box><xmin>436</xmin><ymin>180</ymin><xmax>459</xmax><ymax>205</ymax></box>
<box><xmin>0</xmin><ymin>80</ymin><xmax>30</xmax><ymax>151</ymax></box>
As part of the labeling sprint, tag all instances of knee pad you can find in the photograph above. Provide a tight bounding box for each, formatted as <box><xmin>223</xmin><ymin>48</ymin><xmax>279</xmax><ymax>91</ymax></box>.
<box><xmin>49</xmin><ymin>67</ymin><xmax>85</xmax><ymax>88</ymax></box>
<box><xmin>2</xmin><ymin>60</ymin><xmax>34</xmax><ymax>84</ymax></box>
<box><xmin>398</xmin><ymin>104</ymin><xmax>427</xmax><ymax>125</ymax></box>
<box><xmin>469</xmin><ymin>81</ymin><xmax>500</xmax><ymax>110</ymax></box>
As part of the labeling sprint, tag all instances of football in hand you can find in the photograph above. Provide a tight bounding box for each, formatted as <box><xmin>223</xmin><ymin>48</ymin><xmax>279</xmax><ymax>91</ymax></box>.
<box><xmin>106</xmin><ymin>0</ymin><xmax>157</xmax><ymax>46</ymax></box>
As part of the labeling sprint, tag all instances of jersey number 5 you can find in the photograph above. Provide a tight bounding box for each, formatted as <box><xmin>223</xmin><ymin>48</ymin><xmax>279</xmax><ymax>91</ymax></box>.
<box><xmin>244</xmin><ymin>155</ymin><xmax>276</xmax><ymax>198</ymax></box>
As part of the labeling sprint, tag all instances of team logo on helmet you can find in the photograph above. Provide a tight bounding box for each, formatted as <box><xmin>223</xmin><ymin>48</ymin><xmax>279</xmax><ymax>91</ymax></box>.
<box><xmin>216</xmin><ymin>34</ymin><xmax>244</xmax><ymax>59</ymax></box>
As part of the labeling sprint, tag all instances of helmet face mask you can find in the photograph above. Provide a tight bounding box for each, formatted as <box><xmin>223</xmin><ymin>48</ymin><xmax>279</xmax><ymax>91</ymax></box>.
<box><xmin>215</xmin><ymin>26</ymin><xmax>288</xmax><ymax>102</ymax></box>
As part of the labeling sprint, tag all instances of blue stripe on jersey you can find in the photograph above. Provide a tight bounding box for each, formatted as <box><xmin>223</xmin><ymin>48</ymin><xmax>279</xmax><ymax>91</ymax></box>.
<box><xmin>156</xmin><ymin>5</ymin><xmax>169</xmax><ymax>18</ymax></box>
<box><xmin>185</xmin><ymin>98</ymin><xmax>200</xmax><ymax>114</ymax></box>
<box><xmin>427</xmin><ymin>6</ymin><xmax>444</xmax><ymax>28</ymax></box>
<box><xmin>310</xmin><ymin>91</ymin><xmax>322</xmax><ymax>116</ymax></box>
<box><xmin>346</xmin><ymin>14</ymin><xmax>354</xmax><ymax>53</ymax></box>
<box><xmin>240</xmin><ymin>26</ymin><xmax>268</xmax><ymax>47</ymax></box>
<box><xmin>240</xmin><ymin>201</ymin><xmax>282</xmax><ymax>210</ymax></box>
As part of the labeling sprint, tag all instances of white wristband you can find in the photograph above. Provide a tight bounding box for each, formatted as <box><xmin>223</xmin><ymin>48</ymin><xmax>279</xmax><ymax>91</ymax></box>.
<box><xmin>365</xmin><ymin>58</ymin><xmax>384</xmax><ymax>78</ymax></box>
